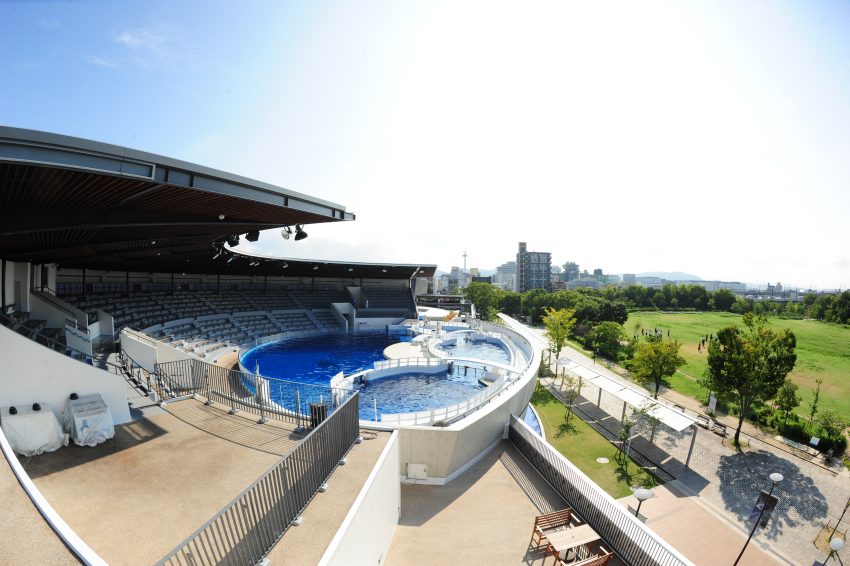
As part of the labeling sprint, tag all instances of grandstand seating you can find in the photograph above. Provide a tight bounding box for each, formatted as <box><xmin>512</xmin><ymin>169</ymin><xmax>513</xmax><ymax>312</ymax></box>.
<box><xmin>360</xmin><ymin>288</ymin><xmax>415</xmax><ymax>318</ymax></box>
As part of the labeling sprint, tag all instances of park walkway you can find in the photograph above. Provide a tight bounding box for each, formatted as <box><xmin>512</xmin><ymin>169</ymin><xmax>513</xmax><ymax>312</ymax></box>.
<box><xmin>523</xmin><ymin>323</ymin><xmax>850</xmax><ymax>566</ymax></box>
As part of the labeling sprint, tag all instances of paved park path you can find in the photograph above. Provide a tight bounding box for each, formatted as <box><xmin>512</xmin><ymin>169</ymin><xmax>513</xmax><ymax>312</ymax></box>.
<box><xmin>522</xmin><ymin>323</ymin><xmax>850</xmax><ymax>566</ymax></box>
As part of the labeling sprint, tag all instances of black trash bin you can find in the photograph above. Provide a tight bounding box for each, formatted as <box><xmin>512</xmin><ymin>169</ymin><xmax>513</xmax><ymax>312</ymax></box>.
<box><xmin>310</xmin><ymin>403</ymin><xmax>328</xmax><ymax>428</ymax></box>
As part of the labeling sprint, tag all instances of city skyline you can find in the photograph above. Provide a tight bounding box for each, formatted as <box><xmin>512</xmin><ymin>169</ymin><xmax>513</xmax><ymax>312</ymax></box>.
<box><xmin>3</xmin><ymin>2</ymin><xmax>850</xmax><ymax>288</ymax></box>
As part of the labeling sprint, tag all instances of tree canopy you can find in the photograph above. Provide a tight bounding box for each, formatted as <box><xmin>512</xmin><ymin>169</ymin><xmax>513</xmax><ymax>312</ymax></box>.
<box><xmin>704</xmin><ymin>314</ymin><xmax>797</xmax><ymax>446</ymax></box>
<box><xmin>627</xmin><ymin>336</ymin><xmax>685</xmax><ymax>399</ymax></box>
<box><xmin>542</xmin><ymin>307</ymin><xmax>576</xmax><ymax>358</ymax></box>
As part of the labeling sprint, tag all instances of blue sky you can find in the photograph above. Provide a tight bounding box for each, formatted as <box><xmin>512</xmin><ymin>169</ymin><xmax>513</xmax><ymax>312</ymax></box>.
<box><xmin>3</xmin><ymin>1</ymin><xmax>850</xmax><ymax>288</ymax></box>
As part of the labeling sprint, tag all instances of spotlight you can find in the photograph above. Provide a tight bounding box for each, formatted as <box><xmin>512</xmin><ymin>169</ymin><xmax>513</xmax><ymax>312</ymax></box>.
<box><xmin>294</xmin><ymin>225</ymin><xmax>308</xmax><ymax>241</ymax></box>
<box><xmin>382</xmin><ymin>269</ymin><xmax>387</xmax><ymax>273</ymax></box>
<box><xmin>250</xmin><ymin>260</ymin><xmax>260</xmax><ymax>267</ymax></box>
<box><xmin>227</xmin><ymin>256</ymin><xmax>236</xmax><ymax>264</ymax></box>
<box><xmin>218</xmin><ymin>214</ymin><xmax>226</xmax><ymax>220</ymax></box>
<box><xmin>227</xmin><ymin>234</ymin><xmax>240</xmax><ymax>247</ymax></box>
<box><xmin>245</xmin><ymin>231</ymin><xmax>260</xmax><ymax>242</ymax></box>
<box><xmin>282</xmin><ymin>262</ymin><xmax>288</xmax><ymax>269</ymax></box>
<box><xmin>281</xmin><ymin>227</ymin><xmax>292</xmax><ymax>240</ymax></box>
<box><xmin>313</xmin><ymin>265</ymin><xmax>319</xmax><ymax>270</ymax></box>
<box><xmin>348</xmin><ymin>268</ymin><xmax>354</xmax><ymax>272</ymax></box>
<box><xmin>213</xmin><ymin>249</ymin><xmax>223</xmax><ymax>260</ymax></box>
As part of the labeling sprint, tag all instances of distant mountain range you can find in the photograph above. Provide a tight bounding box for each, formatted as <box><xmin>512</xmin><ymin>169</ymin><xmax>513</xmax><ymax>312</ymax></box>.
<box><xmin>636</xmin><ymin>271</ymin><xmax>702</xmax><ymax>281</ymax></box>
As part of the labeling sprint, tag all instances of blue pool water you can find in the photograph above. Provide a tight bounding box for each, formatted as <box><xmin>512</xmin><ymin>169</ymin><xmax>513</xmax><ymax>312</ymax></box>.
<box><xmin>523</xmin><ymin>404</ymin><xmax>543</xmax><ymax>436</ymax></box>
<box><xmin>241</xmin><ymin>330</ymin><xmax>507</xmax><ymax>420</ymax></box>
<box><xmin>357</xmin><ymin>369</ymin><xmax>483</xmax><ymax>418</ymax></box>
<box><xmin>241</xmin><ymin>332</ymin><xmax>395</xmax><ymax>386</ymax></box>
<box><xmin>440</xmin><ymin>335</ymin><xmax>510</xmax><ymax>364</ymax></box>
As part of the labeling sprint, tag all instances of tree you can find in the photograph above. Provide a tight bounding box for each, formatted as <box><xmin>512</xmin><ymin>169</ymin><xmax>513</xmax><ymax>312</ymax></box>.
<box><xmin>809</xmin><ymin>378</ymin><xmax>823</xmax><ymax>425</ymax></box>
<box><xmin>542</xmin><ymin>307</ymin><xmax>576</xmax><ymax>360</ymax></box>
<box><xmin>559</xmin><ymin>372</ymin><xmax>582</xmax><ymax>422</ymax></box>
<box><xmin>712</xmin><ymin>289</ymin><xmax>736</xmax><ymax>311</ymax></box>
<box><xmin>627</xmin><ymin>337</ymin><xmax>685</xmax><ymax>399</ymax></box>
<box><xmin>462</xmin><ymin>282</ymin><xmax>504</xmax><ymax>320</ymax></box>
<box><xmin>774</xmin><ymin>380</ymin><xmax>801</xmax><ymax>425</ymax></box>
<box><xmin>815</xmin><ymin>409</ymin><xmax>847</xmax><ymax>444</ymax></box>
<box><xmin>587</xmin><ymin>321</ymin><xmax>625</xmax><ymax>360</ymax></box>
<box><xmin>704</xmin><ymin>314</ymin><xmax>797</xmax><ymax>446</ymax></box>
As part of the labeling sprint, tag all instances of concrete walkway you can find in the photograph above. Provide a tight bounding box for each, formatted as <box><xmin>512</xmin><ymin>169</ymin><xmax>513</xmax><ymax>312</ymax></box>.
<box><xmin>266</xmin><ymin>430</ymin><xmax>391</xmax><ymax>566</ymax></box>
<box><xmin>0</xmin><ymin>451</ymin><xmax>79</xmax><ymax>565</ymax></box>
<box><xmin>386</xmin><ymin>442</ymin><xmax>577</xmax><ymax>566</ymax></box>
<box><xmin>24</xmin><ymin>401</ymin><xmax>283</xmax><ymax>565</ymax></box>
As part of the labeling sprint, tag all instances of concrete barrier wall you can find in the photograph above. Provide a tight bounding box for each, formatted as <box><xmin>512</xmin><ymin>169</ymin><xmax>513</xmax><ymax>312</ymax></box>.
<box><xmin>395</xmin><ymin>315</ymin><xmax>541</xmax><ymax>484</ymax></box>
<box><xmin>0</xmin><ymin>325</ymin><xmax>130</xmax><ymax>424</ymax></box>
<box><xmin>318</xmin><ymin>431</ymin><xmax>400</xmax><ymax>566</ymax></box>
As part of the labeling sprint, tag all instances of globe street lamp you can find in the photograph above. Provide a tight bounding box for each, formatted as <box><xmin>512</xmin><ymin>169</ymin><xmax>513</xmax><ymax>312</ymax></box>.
<box><xmin>634</xmin><ymin>488</ymin><xmax>653</xmax><ymax>518</ymax></box>
<box><xmin>825</xmin><ymin>537</ymin><xmax>844</xmax><ymax>565</ymax></box>
<box><xmin>733</xmin><ymin>472</ymin><xmax>783</xmax><ymax>566</ymax></box>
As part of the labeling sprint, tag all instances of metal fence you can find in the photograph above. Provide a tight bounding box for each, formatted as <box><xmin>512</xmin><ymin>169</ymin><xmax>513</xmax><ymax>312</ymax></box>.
<box><xmin>155</xmin><ymin>358</ymin><xmax>353</xmax><ymax>428</ymax></box>
<box><xmin>508</xmin><ymin>415</ymin><xmax>694</xmax><ymax>566</ymax></box>
<box><xmin>156</xmin><ymin>391</ymin><xmax>360</xmax><ymax>566</ymax></box>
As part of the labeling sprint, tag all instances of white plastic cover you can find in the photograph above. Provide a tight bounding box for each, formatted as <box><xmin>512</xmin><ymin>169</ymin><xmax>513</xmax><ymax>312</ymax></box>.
<box><xmin>1</xmin><ymin>404</ymin><xmax>68</xmax><ymax>457</ymax></box>
<box><xmin>64</xmin><ymin>394</ymin><xmax>114</xmax><ymax>447</ymax></box>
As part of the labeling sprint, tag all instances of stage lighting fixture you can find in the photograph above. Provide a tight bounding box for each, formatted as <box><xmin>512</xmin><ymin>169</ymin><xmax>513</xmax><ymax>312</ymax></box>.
<box><xmin>281</xmin><ymin>227</ymin><xmax>292</xmax><ymax>240</ymax></box>
<box><xmin>294</xmin><ymin>225</ymin><xmax>308</xmax><ymax>241</ymax></box>
<box><xmin>227</xmin><ymin>256</ymin><xmax>236</xmax><ymax>264</ymax></box>
<box><xmin>313</xmin><ymin>265</ymin><xmax>319</xmax><ymax>270</ymax></box>
<box><xmin>282</xmin><ymin>262</ymin><xmax>288</xmax><ymax>269</ymax></box>
<box><xmin>218</xmin><ymin>214</ymin><xmax>226</xmax><ymax>220</ymax></box>
<box><xmin>245</xmin><ymin>231</ymin><xmax>260</xmax><ymax>242</ymax></box>
<box><xmin>227</xmin><ymin>234</ymin><xmax>240</xmax><ymax>247</ymax></box>
<box><xmin>213</xmin><ymin>249</ymin><xmax>223</xmax><ymax>260</ymax></box>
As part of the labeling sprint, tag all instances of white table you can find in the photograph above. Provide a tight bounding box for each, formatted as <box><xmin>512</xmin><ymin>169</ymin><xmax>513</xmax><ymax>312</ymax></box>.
<box><xmin>1</xmin><ymin>403</ymin><xmax>68</xmax><ymax>457</ymax></box>
<box><xmin>64</xmin><ymin>394</ymin><xmax>114</xmax><ymax>447</ymax></box>
<box><xmin>546</xmin><ymin>524</ymin><xmax>601</xmax><ymax>561</ymax></box>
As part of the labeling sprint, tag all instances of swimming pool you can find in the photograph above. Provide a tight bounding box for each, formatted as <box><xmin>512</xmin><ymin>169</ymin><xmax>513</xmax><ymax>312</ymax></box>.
<box><xmin>437</xmin><ymin>332</ymin><xmax>511</xmax><ymax>364</ymax></box>
<box><xmin>240</xmin><ymin>330</ymin><xmax>510</xmax><ymax>420</ymax></box>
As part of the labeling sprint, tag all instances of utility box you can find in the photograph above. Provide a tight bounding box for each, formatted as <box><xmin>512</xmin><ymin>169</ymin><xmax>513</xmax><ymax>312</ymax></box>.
<box><xmin>407</xmin><ymin>463</ymin><xmax>428</xmax><ymax>480</ymax></box>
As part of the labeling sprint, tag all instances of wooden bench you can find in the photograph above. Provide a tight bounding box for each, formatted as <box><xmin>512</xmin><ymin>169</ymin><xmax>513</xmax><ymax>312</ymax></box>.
<box><xmin>696</xmin><ymin>415</ymin><xmax>710</xmax><ymax>429</ymax></box>
<box><xmin>530</xmin><ymin>508</ymin><xmax>573</xmax><ymax>550</ymax></box>
<box><xmin>712</xmin><ymin>422</ymin><xmax>727</xmax><ymax>437</ymax></box>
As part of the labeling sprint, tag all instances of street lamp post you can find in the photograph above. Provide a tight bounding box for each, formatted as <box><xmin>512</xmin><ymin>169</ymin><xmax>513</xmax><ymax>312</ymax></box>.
<box><xmin>733</xmin><ymin>472</ymin><xmax>783</xmax><ymax>566</ymax></box>
<box><xmin>634</xmin><ymin>488</ymin><xmax>653</xmax><ymax>518</ymax></box>
<box><xmin>825</xmin><ymin>537</ymin><xmax>844</xmax><ymax>564</ymax></box>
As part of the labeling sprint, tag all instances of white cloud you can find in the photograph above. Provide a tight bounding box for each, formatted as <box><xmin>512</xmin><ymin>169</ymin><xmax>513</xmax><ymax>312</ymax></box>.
<box><xmin>112</xmin><ymin>25</ymin><xmax>179</xmax><ymax>69</ymax></box>
<box><xmin>85</xmin><ymin>55</ymin><xmax>121</xmax><ymax>68</ymax></box>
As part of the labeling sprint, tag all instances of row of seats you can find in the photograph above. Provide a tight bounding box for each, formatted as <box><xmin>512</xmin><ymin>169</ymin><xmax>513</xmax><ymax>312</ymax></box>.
<box><xmin>362</xmin><ymin>288</ymin><xmax>415</xmax><ymax>309</ymax></box>
<box><xmin>146</xmin><ymin>310</ymin><xmax>334</xmax><ymax>354</ymax></box>
<box><xmin>59</xmin><ymin>289</ymin><xmax>352</xmax><ymax>333</ymax></box>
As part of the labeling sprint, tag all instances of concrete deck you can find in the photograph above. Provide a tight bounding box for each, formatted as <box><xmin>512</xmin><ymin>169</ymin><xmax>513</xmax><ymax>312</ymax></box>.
<box><xmin>0</xmin><ymin>451</ymin><xmax>79</xmax><ymax>565</ymax></box>
<box><xmin>620</xmin><ymin>481</ymin><xmax>780</xmax><ymax>566</ymax></box>
<box><xmin>266</xmin><ymin>430</ymin><xmax>391</xmax><ymax>566</ymax></box>
<box><xmin>22</xmin><ymin>400</ymin><xmax>301</xmax><ymax>565</ymax></box>
<box><xmin>383</xmin><ymin>341</ymin><xmax>429</xmax><ymax>359</ymax></box>
<box><xmin>386</xmin><ymin>441</ymin><xmax>605</xmax><ymax>566</ymax></box>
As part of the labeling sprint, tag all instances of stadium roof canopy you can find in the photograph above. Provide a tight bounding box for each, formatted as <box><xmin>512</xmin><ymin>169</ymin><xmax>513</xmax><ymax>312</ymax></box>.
<box><xmin>0</xmin><ymin>127</ymin><xmax>435</xmax><ymax>280</ymax></box>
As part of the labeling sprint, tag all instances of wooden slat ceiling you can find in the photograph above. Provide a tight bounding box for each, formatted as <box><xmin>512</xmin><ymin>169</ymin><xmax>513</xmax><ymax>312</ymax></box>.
<box><xmin>0</xmin><ymin>162</ymin><xmax>436</xmax><ymax>280</ymax></box>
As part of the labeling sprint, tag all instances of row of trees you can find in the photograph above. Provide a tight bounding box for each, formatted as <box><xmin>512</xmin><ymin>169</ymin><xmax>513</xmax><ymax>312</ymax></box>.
<box><xmin>463</xmin><ymin>282</ymin><xmax>850</xmax><ymax>325</ymax></box>
<box><xmin>541</xmin><ymin>306</ymin><xmax>844</xmax><ymax>449</ymax></box>
<box><xmin>729</xmin><ymin>291</ymin><xmax>850</xmax><ymax>324</ymax></box>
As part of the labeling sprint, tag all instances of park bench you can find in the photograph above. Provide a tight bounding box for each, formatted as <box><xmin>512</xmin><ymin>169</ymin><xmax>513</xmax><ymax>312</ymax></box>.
<box><xmin>530</xmin><ymin>508</ymin><xmax>574</xmax><ymax>550</ymax></box>
<box><xmin>696</xmin><ymin>415</ymin><xmax>710</xmax><ymax>429</ymax></box>
<box><xmin>712</xmin><ymin>422</ymin><xmax>727</xmax><ymax>437</ymax></box>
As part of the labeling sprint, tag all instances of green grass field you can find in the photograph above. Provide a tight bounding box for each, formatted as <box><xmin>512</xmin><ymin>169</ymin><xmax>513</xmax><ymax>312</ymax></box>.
<box><xmin>626</xmin><ymin>311</ymin><xmax>850</xmax><ymax>420</ymax></box>
<box><xmin>531</xmin><ymin>386</ymin><xmax>658</xmax><ymax>498</ymax></box>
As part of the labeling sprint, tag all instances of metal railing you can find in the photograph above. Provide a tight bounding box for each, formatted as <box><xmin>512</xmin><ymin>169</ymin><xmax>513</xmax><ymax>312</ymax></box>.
<box><xmin>157</xmin><ymin>391</ymin><xmax>360</xmax><ymax>566</ymax></box>
<box><xmin>155</xmin><ymin>358</ymin><xmax>353</xmax><ymax>428</ymax></box>
<box><xmin>508</xmin><ymin>415</ymin><xmax>694</xmax><ymax>566</ymax></box>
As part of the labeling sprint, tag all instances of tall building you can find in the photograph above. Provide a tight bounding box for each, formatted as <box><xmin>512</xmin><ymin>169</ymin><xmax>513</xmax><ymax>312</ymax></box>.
<box><xmin>495</xmin><ymin>261</ymin><xmax>517</xmax><ymax>291</ymax></box>
<box><xmin>563</xmin><ymin>262</ymin><xmax>580</xmax><ymax>282</ymax></box>
<box><xmin>516</xmin><ymin>242</ymin><xmax>551</xmax><ymax>293</ymax></box>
